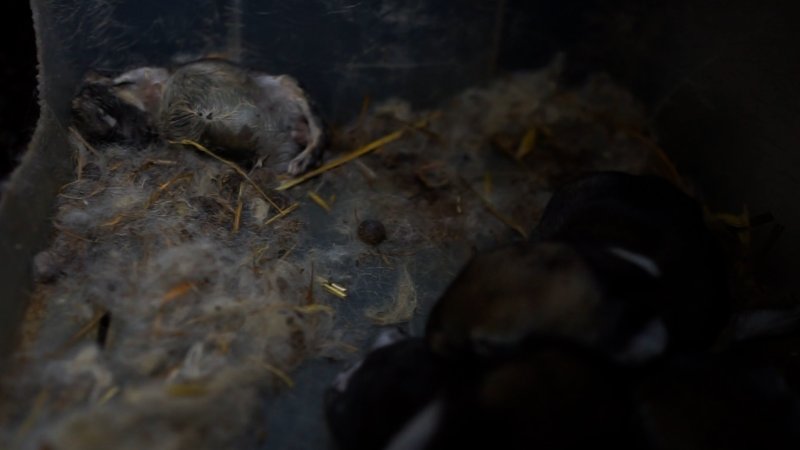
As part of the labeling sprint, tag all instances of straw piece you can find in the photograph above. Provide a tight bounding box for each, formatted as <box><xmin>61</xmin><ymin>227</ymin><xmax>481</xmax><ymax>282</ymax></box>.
<box><xmin>170</xmin><ymin>139</ymin><xmax>284</xmax><ymax>214</ymax></box>
<box><xmin>264</xmin><ymin>202</ymin><xmax>299</xmax><ymax>226</ymax></box>
<box><xmin>252</xmin><ymin>361</ymin><xmax>295</xmax><ymax>388</ymax></box>
<box><xmin>276</xmin><ymin>115</ymin><xmax>438</xmax><ymax>191</ymax></box>
<box><xmin>307</xmin><ymin>191</ymin><xmax>332</xmax><ymax>212</ymax></box>
<box><xmin>232</xmin><ymin>183</ymin><xmax>245</xmax><ymax>233</ymax></box>
<box><xmin>317</xmin><ymin>277</ymin><xmax>348</xmax><ymax>299</ymax></box>
<box><xmin>515</xmin><ymin>128</ymin><xmax>537</xmax><ymax>159</ymax></box>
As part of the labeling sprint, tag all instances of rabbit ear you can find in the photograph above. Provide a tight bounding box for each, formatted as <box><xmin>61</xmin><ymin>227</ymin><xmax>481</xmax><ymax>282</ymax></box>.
<box><xmin>371</xmin><ymin>328</ymin><xmax>409</xmax><ymax>350</ymax></box>
<box><xmin>606</xmin><ymin>246</ymin><xmax>662</xmax><ymax>278</ymax></box>
<box><xmin>112</xmin><ymin>67</ymin><xmax>170</xmax><ymax>116</ymax></box>
<box><xmin>732</xmin><ymin>306</ymin><xmax>800</xmax><ymax>342</ymax></box>
<box><xmin>384</xmin><ymin>399</ymin><xmax>444</xmax><ymax>450</ymax></box>
<box><xmin>615</xmin><ymin>319</ymin><xmax>669</xmax><ymax>364</ymax></box>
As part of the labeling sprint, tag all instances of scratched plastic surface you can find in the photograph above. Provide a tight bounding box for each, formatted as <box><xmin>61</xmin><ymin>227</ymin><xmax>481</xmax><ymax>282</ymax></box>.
<box><xmin>32</xmin><ymin>0</ymin><xmax>510</xmax><ymax>124</ymax></box>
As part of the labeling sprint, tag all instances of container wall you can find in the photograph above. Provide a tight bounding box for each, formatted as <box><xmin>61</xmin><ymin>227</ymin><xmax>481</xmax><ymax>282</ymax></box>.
<box><xmin>33</xmin><ymin>0</ymin><xmax>514</xmax><ymax>125</ymax></box>
<box><xmin>239</xmin><ymin>1</ymin><xmax>501</xmax><ymax>119</ymax></box>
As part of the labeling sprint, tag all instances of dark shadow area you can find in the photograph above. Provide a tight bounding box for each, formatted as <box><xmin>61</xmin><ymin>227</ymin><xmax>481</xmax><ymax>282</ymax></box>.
<box><xmin>0</xmin><ymin>3</ymin><xmax>38</xmax><ymax>184</ymax></box>
<box><xmin>498</xmin><ymin>0</ymin><xmax>800</xmax><ymax>301</ymax></box>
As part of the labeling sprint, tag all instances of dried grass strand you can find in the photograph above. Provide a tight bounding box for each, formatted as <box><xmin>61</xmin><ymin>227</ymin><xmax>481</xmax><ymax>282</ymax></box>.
<box><xmin>276</xmin><ymin>114</ymin><xmax>439</xmax><ymax>191</ymax></box>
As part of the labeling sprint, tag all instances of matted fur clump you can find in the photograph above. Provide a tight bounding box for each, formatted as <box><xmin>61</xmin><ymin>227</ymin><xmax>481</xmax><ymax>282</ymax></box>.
<box><xmin>3</xmin><ymin>135</ymin><xmax>337</xmax><ymax>449</ymax></box>
<box><xmin>1</xmin><ymin>60</ymin><xmax>673</xmax><ymax>449</ymax></box>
